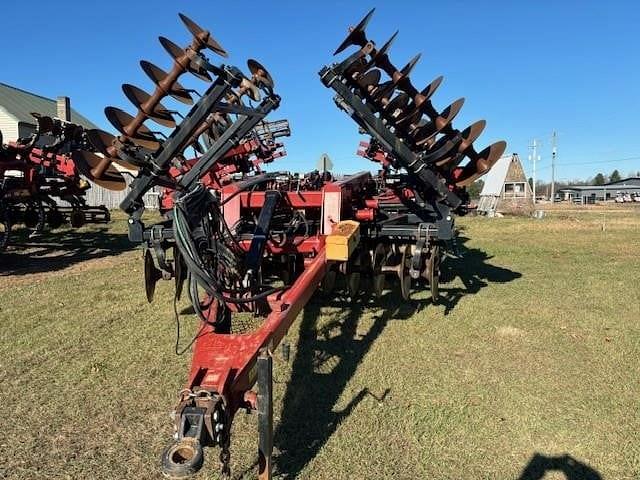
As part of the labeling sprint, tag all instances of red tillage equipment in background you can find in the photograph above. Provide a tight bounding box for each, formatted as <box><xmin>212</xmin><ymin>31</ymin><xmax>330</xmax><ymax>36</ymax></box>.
<box><xmin>74</xmin><ymin>10</ymin><xmax>505</xmax><ymax>479</ymax></box>
<box><xmin>0</xmin><ymin>116</ymin><xmax>111</xmax><ymax>250</ymax></box>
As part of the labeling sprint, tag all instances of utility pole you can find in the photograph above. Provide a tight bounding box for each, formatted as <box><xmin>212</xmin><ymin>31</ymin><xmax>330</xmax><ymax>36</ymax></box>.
<box><xmin>529</xmin><ymin>139</ymin><xmax>539</xmax><ymax>204</ymax></box>
<box><xmin>551</xmin><ymin>131</ymin><xmax>557</xmax><ymax>203</ymax></box>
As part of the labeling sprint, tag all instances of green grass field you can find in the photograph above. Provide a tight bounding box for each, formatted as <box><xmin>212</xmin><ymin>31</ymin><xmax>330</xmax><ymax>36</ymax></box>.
<box><xmin>0</xmin><ymin>207</ymin><xmax>639</xmax><ymax>479</ymax></box>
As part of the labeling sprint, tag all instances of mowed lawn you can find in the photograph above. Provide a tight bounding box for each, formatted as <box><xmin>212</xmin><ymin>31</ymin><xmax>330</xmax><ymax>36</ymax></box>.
<box><xmin>0</xmin><ymin>207</ymin><xmax>638</xmax><ymax>479</ymax></box>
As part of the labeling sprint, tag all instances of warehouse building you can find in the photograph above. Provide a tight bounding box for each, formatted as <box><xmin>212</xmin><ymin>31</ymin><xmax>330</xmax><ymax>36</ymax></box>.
<box><xmin>558</xmin><ymin>178</ymin><xmax>640</xmax><ymax>203</ymax></box>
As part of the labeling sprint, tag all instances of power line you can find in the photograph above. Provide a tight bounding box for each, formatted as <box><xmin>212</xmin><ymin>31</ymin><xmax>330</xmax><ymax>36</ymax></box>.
<box><xmin>558</xmin><ymin>155</ymin><xmax>640</xmax><ymax>167</ymax></box>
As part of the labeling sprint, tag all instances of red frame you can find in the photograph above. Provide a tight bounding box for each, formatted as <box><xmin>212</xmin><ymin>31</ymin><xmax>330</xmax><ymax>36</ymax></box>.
<box><xmin>181</xmin><ymin>172</ymin><xmax>373</xmax><ymax>420</ymax></box>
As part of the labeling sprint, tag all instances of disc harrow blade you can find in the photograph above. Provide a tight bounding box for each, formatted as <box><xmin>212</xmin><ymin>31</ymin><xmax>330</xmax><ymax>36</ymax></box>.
<box><xmin>369</xmin><ymin>54</ymin><xmax>421</xmax><ymax>108</ymax></box>
<box><xmin>32</xmin><ymin>113</ymin><xmax>55</xmax><ymax>133</ymax></box>
<box><xmin>178</xmin><ymin>13</ymin><xmax>228</xmax><ymax>57</ymax></box>
<box><xmin>396</xmin><ymin>54</ymin><xmax>421</xmax><ymax>81</ymax></box>
<box><xmin>122</xmin><ymin>83</ymin><xmax>176</xmax><ymax>128</ymax></box>
<box><xmin>105</xmin><ymin>106</ymin><xmax>161</xmax><ymax>151</ymax></box>
<box><xmin>236</xmin><ymin>78</ymin><xmax>261</xmax><ymax>102</ymax></box>
<box><xmin>159</xmin><ymin>36</ymin><xmax>212</xmax><ymax>82</ymax></box>
<box><xmin>85</xmin><ymin>128</ymin><xmax>114</xmax><ymax>156</ymax></box>
<box><xmin>72</xmin><ymin>150</ymin><xmax>127</xmax><ymax>191</ymax></box>
<box><xmin>140</xmin><ymin>60</ymin><xmax>194</xmax><ymax>105</ymax></box>
<box><xmin>413</xmin><ymin>98</ymin><xmax>465</xmax><ymax>146</ymax></box>
<box><xmin>376</xmin><ymin>31</ymin><xmax>399</xmax><ymax>59</ymax></box>
<box><xmin>396</xmin><ymin>76</ymin><xmax>444</xmax><ymax>127</ymax></box>
<box><xmin>334</xmin><ymin>8</ymin><xmax>375</xmax><ymax>55</ymax></box>
<box><xmin>248</xmin><ymin>59</ymin><xmax>274</xmax><ymax>90</ymax></box>
<box><xmin>455</xmin><ymin>141</ymin><xmax>507</xmax><ymax>187</ymax></box>
<box><xmin>364</xmin><ymin>31</ymin><xmax>398</xmax><ymax>75</ymax></box>
<box><xmin>435</xmin><ymin>120</ymin><xmax>487</xmax><ymax>167</ymax></box>
<box><xmin>85</xmin><ymin>129</ymin><xmax>139</xmax><ymax>171</ymax></box>
<box><xmin>356</xmin><ymin>69</ymin><xmax>382</xmax><ymax>95</ymax></box>
<box><xmin>383</xmin><ymin>92</ymin><xmax>410</xmax><ymax>120</ymax></box>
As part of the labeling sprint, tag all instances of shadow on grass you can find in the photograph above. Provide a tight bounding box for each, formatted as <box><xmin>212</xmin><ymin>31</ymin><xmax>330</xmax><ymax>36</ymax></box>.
<box><xmin>270</xmin><ymin>236</ymin><xmax>522</xmax><ymax>477</ymax></box>
<box><xmin>518</xmin><ymin>453</ymin><xmax>602</xmax><ymax>480</ymax></box>
<box><xmin>0</xmin><ymin>227</ymin><xmax>133</xmax><ymax>276</ymax></box>
<box><xmin>439</xmin><ymin>235</ymin><xmax>522</xmax><ymax>315</ymax></box>
<box><xmin>273</xmin><ymin>292</ymin><xmax>418</xmax><ymax>479</ymax></box>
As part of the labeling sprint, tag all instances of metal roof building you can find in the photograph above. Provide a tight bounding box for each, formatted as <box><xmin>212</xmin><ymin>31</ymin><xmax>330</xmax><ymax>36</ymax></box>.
<box><xmin>0</xmin><ymin>82</ymin><xmax>160</xmax><ymax>210</ymax></box>
<box><xmin>0</xmin><ymin>82</ymin><xmax>98</xmax><ymax>142</ymax></box>
<box><xmin>558</xmin><ymin>178</ymin><xmax>640</xmax><ymax>203</ymax></box>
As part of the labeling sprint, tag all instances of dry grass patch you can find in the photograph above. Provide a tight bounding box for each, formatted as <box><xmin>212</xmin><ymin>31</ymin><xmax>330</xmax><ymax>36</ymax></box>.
<box><xmin>0</xmin><ymin>209</ymin><xmax>638</xmax><ymax>479</ymax></box>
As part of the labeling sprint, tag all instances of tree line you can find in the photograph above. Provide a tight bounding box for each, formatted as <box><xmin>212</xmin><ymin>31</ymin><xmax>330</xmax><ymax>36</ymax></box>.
<box><xmin>527</xmin><ymin>169</ymin><xmax>639</xmax><ymax>196</ymax></box>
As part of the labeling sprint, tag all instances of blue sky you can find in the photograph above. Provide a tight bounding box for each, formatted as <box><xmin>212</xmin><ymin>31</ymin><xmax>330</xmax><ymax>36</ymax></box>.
<box><xmin>2</xmin><ymin>1</ymin><xmax>639</xmax><ymax>181</ymax></box>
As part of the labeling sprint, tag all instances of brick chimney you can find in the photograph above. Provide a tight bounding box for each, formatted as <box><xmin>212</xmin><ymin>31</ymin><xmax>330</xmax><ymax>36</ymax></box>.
<box><xmin>56</xmin><ymin>96</ymin><xmax>71</xmax><ymax>122</ymax></box>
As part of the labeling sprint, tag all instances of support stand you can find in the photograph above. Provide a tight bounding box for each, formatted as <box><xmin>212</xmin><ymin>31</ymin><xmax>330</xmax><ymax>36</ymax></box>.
<box><xmin>257</xmin><ymin>348</ymin><xmax>273</xmax><ymax>480</ymax></box>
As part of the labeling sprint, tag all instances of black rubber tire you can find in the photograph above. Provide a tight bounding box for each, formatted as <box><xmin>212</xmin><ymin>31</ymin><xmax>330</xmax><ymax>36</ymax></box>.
<box><xmin>24</xmin><ymin>201</ymin><xmax>45</xmax><ymax>231</ymax></box>
<box><xmin>24</xmin><ymin>208</ymin><xmax>39</xmax><ymax>229</ymax></box>
<box><xmin>428</xmin><ymin>246</ymin><xmax>440</xmax><ymax>303</ymax></box>
<box><xmin>70</xmin><ymin>210</ymin><xmax>85</xmax><ymax>228</ymax></box>
<box><xmin>47</xmin><ymin>209</ymin><xmax>64</xmax><ymax>230</ymax></box>
<box><xmin>161</xmin><ymin>439</ymin><xmax>204</xmax><ymax>479</ymax></box>
<box><xmin>0</xmin><ymin>219</ymin><xmax>10</xmax><ymax>251</ymax></box>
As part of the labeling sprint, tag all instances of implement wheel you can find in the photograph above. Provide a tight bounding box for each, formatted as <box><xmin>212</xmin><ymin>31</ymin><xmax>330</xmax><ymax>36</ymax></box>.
<box><xmin>24</xmin><ymin>201</ymin><xmax>45</xmax><ymax>230</ymax></box>
<box><xmin>399</xmin><ymin>244</ymin><xmax>412</xmax><ymax>301</ymax></box>
<box><xmin>427</xmin><ymin>245</ymin><xmax>440</xmax><ymax>303</ymax></box>
<box><xmin>161</xmin><ymin>438</ymin><xmax>204</xmax><ymax>479</ymax></box>
<box><xmin>47</xmin><ymin>209</ymin><xmax>64</xmax><ymax>230</ymax></box>
<box><xmin>0</xmin><ymin>218</ymin><xmax>10</xmax><ymax>250</ymax></box>
<box><xmin>371</xmin><ymin>243</ymin><xmax>387</xmax><ymax>298</ymax></box>
<box><xmin>70</xmin><ymin>210</ymin><xmax>85</xmax><ymax>228</ymax></box>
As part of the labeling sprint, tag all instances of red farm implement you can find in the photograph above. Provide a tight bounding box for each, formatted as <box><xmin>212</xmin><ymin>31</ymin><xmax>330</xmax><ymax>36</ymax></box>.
<box><xmin>74</xmin><ymin>10</ymin><xmax>505</xmax><ymax>479</ymax></box>
<box><xmin>0</xmin><ymin>117</ymin><xmax>110</xmax><ymax>250</ymax></box>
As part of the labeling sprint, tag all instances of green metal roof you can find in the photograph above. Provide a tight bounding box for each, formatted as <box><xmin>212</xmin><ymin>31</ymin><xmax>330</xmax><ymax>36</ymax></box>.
<box><xmin>0</xmin><ymin>82</ymin><xmax>98</xmax><ymax>129</ymax></box>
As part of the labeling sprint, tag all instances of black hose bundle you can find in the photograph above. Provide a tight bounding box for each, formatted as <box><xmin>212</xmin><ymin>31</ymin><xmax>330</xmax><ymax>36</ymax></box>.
<box><xmin>172</xmin><ymin>183</ymin><xmax>283</xmax><ymax>324</ymax></box>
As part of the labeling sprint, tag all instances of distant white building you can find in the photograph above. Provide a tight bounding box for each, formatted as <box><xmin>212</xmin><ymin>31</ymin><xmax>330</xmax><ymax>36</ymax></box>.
<box><xmin>477</xmin><ymin>153</ymin><xmax>534</xmax><ymax>215</ymax></box>
<box><xmin>558</xmin><ymin>178</ymin><xmax>640</xmax><ymax>203</ymax></box>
